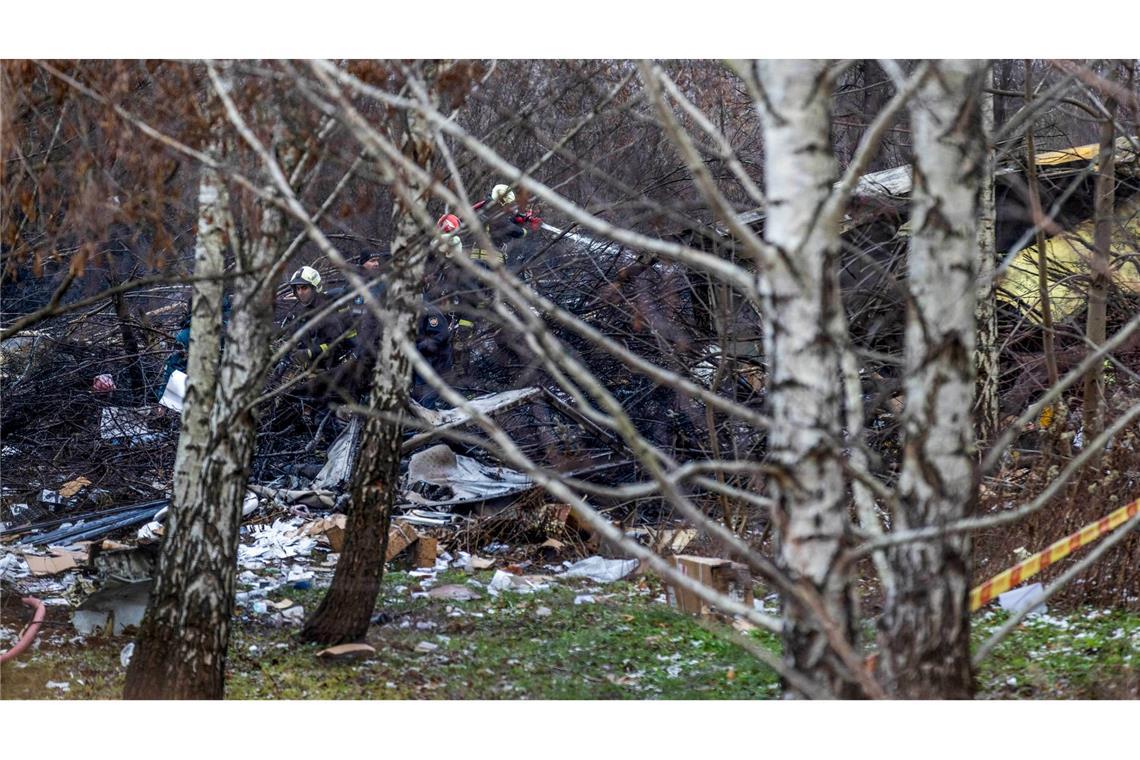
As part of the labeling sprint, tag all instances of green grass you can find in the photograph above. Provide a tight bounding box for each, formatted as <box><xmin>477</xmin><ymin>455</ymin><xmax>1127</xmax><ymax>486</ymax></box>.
<box><xmin>972</xmin><ymin>606</ymin><xmax>1140</xmax><ymax>698</ymax></box>
<box><xmin>3</xmin><ymin>569</ymin><xmax>1136</xmax><ymax>699</ymax></box>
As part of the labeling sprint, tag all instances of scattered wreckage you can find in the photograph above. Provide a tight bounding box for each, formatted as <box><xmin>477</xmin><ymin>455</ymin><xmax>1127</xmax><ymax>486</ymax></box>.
<box><xmin>0</xmin><ymin>381</ymin><xmax>724</xmax><ymax>662</ymax></box>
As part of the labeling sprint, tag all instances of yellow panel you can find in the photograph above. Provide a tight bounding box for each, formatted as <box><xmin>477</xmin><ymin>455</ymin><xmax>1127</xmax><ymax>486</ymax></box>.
<box><xmin>996</xmin><ymin>194</ymin><xmax>1140</xmax><ymax>324</ymax></box>
<box><xmin>1034</xmin><ymin>142</ymin><xmax>1101</xmax><ymax>166</ymax></box>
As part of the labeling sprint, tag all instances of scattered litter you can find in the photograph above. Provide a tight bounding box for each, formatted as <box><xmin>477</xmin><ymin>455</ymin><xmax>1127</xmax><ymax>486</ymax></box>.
<box><xmin>303</xmin><ymin>514</ymin><xmax>347</xmax><ymax>553</ymax></box>
<box><xmin>280</xmin><ymin>606</ymin><xmax>305</xmax><ymax>624</ymax></box>
<box><xmin>269</xmin><ymin>598</ymin><xmax>296</xmax><ymax>610</ymax></box>
<box><xmin>136</xmin><ymin>521</ymin><xmax>163</xmax><ymax>543</ymax></box>
<box><xmin>404</xmin><ymin>444</ymin><xmax>532</xmax><ymax>506</ymax></box>
<box><xmin>415</xmin><ymin>641</ymin><xmax>439</xmax><ymax>653</ymax></box>
<box><xmin>652</xmin><ymin>528</ymin><xmax>697</xmax><ymax>555</ymax></box>
<box><xmin>40</xmin><ymin>489</ymin><xmax>62</xmax><ymax>505</ymax></box>
<box><xmin>22</xmin><ymin>549</ymin><xmax>83</xmax><ymax>576</ymax></box>
<box><xmin>574</xmin><ymin>595</ymin><xmax>595</xmax><ymax>605</ymax></box>
<box><xmin>560</xmin><ymin>556</ymin><xmax>639</xmax><ymax>583</ymax></box>
<box><xmin>317</xmin><ymin>643</ymin><xmax>376</xmax><ymax>660</ymax></box>
<box><xmin>239</xmin><ymin>518</ymin><xmax>317</xmax><ymax>567</ymax></box>
<box><xmin>535</xmin><ymin>606</ymin><xmax>552</xmax><ymax>617</ymax></box>
<box><xmin>46</xmin><ymin>681</ymin><xmax>71</xmax><ymax>692</ymax></box>
<box><xmin>487</xmin><ymin>569</ymin><xmax>551</xmax><ymax>595</ymax></box>
<box><xmin>427</xmin><ymin>584</ymin><xmax>482</xmax><ymax>601</ymax></box>
<box><xmin>58</xmin><ymin>477</ymin><xmax>92</xmax><ymax>499</ymax></box>
<box><xmin>120</xmin><ymin>642</ymin><xmax>134</xmax><ymax>667</ymax></box>
<box><xmin>998</xmin><ymin>583</ymin><xmax>1047</xmax><ymax>617</ymax></box>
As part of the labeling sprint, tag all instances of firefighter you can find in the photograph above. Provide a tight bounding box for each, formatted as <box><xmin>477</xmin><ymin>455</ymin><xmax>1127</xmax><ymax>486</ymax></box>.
<box><xmin>411</xmin><ymin>299</ymin><xmax>453</xmax><ymax>409</ymax></box>
<box><xmin>285</xmin><ymin>265</ymin><xmax>359</xmax><ymax>406</ymax></box>
<box><xmin>441</xmin><ymin>185</ymin><xmax>542</xmax><ymax>332</ymax></box>
<box><xmin>339</xmin><ymin>250</ymin><xmax>454</xmax><ymax>409</ymax></box>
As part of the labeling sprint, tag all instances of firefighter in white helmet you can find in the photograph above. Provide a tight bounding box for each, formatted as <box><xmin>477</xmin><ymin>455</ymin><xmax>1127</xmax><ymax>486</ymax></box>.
<box><xmin>284</xmin><ymin>265</ymin><xmax>359</xmax><ymax>403</ymax></box>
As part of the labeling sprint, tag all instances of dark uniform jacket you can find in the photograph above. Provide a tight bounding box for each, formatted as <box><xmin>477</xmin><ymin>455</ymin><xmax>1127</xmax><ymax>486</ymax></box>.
<box><xmin>301</xmin><ymin>293</ymin><xmax>357</xmax><ymax>364</ymax></box>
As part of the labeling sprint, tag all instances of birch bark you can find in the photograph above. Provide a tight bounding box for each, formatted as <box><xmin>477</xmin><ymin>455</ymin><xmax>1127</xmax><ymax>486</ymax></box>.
<box><xmin>755</xmin><ymin>60</ymin><xmax>859</xmax><ymax>699</ymax></box>
<box><xmin>878</xmin><ymin>59</ymin><xmax>984</xmax><ymax>699</ymax></box>
<box><xmin>125</xmin><ymin>72</ymin><xmax>294</xmax><ymax>698</ymax></box>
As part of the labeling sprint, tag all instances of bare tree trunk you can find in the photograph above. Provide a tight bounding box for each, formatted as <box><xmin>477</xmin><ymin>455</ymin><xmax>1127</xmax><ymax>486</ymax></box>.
<box><xmin>1082</xmin><ymin>88</ymin><xmax>1117</xmax><ymax>443</ymax></box>
<box><xmin>755</xmin><ymin>60</ymin><xmax>859</xmax><ymax>699</ymax></box>
<box><xmin>302</xmin><ymin>64</ymin><xmax>436</xmax><ymax>645</ymax></box>
<box><xmin>125</xmin><ymin>73</ymin><xmax>295</xmax><ymax>698</ymax></box>
<box><xmin>124</xmin><ymin>118</ymin><xmax>230</xmax><ymax>698</ymax></box>
<box><xmin>879</xmin><ymin>59</ymin><xmax>984</xmax><ymax>699</ymax></box>
<box><xmin>974</xmin><ymin>65</ymin><xmax>1000</xmax><ymax>444</ymax></box>
<box><xmin>1024</xmin><ymin>64</ymin><xmax>1061</xmax><ymax>437</ymax></box>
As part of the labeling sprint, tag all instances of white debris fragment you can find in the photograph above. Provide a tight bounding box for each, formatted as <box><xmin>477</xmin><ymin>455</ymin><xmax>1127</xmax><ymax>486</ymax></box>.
<box><xmin>46</xmin><ymin>681</ymin><xmax>71</xmax><ymax>692</ymax></box>
<box><xmin>415</xmin><ymin>641</ymin><xmax>439</xmax><ymax>653</ymax></box>
<box><xmin>487</xmin><ymin>570</ymin><xmax>550</xmax><ymax>596</ymax></box>
<box><xmin>560</xmin><ymin>556</ymin><xmax>639</xmax><ymax>583</ymax></box>
<box><xmin>120</xmin><ymin>642</ymin><xmax>134</xmax><ymax>667</ymax></box>
<box><xmin>574</xmin><ymin>595</ymin><xmax>595</xmax><ymax>605</ymax></box>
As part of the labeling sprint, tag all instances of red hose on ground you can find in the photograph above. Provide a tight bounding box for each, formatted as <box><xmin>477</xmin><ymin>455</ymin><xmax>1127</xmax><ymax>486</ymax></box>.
<box><xmin>0</xmin><ymin>596</ymin><xmax>46</xmax><ymax>664</ymax></box>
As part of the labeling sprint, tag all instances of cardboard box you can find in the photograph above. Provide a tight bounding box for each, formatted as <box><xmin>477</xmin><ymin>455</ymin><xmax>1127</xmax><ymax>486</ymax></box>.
<box><xmin>664</xmin><ymin>555</ymin><xmax>753</xmax><ymax>619</ymax></box>
<box><xmin>385</xmin><ymin>521</ymin><xmax>419</xmax><ymax>561</ymax></box>
<box><xmin>410</xmin><ymin>535</ymin><xmax>438</xmax><ymax>568</ymax></box>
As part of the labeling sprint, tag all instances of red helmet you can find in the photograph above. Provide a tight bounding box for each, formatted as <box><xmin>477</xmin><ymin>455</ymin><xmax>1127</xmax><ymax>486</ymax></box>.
<box><xmin>436</xmin><ymin>214</ymin><xmax>460</xmax><ymax>233</ymax></box>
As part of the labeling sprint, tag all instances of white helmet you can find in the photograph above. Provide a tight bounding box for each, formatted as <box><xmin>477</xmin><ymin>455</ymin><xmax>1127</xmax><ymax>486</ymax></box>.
<box><xmin>490</xmin><ymin>184</ymin><xmax>516</xmax><ymax>206</ymax></box>
<box><xmin>287</xmin><ymin>265</ymin><xmax>322</xmax><ymax>291</ymax></box>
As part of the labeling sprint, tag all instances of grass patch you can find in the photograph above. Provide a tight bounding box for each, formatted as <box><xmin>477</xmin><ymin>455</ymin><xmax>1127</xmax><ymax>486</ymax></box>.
<box><xmin>4</xmin><ymin>569</ymin><xmax>1137</xmax><ymax>699</ymax></box>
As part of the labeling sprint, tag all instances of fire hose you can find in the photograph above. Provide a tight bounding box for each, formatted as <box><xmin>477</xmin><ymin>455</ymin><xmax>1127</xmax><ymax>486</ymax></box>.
<box><xmin>0</xmin><ymin>596</ymin><xmax>46</xmax><ymax>664</ymax></box>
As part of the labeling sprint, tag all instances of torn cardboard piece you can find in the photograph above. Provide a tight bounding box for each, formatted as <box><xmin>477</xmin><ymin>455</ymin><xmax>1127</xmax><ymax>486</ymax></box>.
<box><xmin>317</xmin><ymin>643</ymin><xmax>376</xmax><ymax>660</ymax></box>
<box><xmin>22</xmin><ymin>548</ymin><xmax>86</xmax><ymax>576</ymax></box>
<box><xmin>58</xmin><ymin>477</ymin><xmax>92</xmax><ymax>499</ymax></box>
<box><xmin>385</xmin><ymin>521</ymin><xmax>420</xmax><ymax>562</ymax></box>
<box><xmin>652</xmin><ymin>528</ymin><xmax>697</xmax><ymax>555</ymax></box>
<box><xmin>664</xmin><ymin>555</ymin><xmax>754</xmax><ymax>619</ymax></box>
<box><xmin>410</xmin><ymin>536</ymin><xmax>438</xmax><ymax>569</ymax></box>
<box><xmin>304</xmin><ymin>514</ymin><xmax>347</xmax><ymax>553</ymax></box>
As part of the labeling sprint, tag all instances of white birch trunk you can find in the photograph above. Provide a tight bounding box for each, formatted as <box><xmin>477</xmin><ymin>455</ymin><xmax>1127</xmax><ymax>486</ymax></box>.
<box><xmin>756</xmin><ymin>60</ymin><xmax>858</xmax><ymax>699</ymax></box>
<box><xmin>974</xmin><ymin>66</ymin><xmax>1000</xmax><ymax>443</ymax></box>
<box><xmin>125</xmin><ymin>76</ymin><xmax>296</xmax><ymax>698</ymax></box>
<box><xmin>879</xmin><ymin>59</ymin><xmax>984</xmax><ymax>699</ymax></box>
